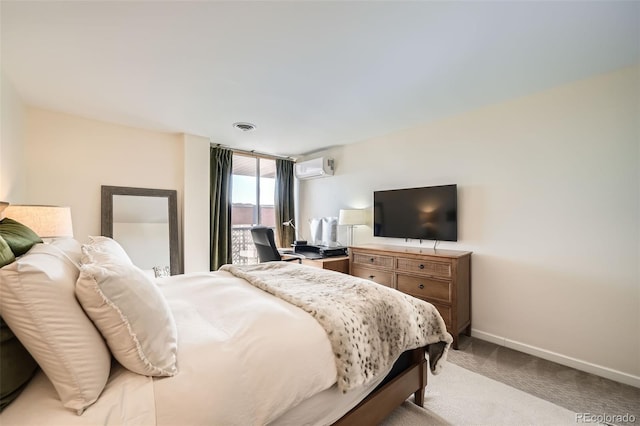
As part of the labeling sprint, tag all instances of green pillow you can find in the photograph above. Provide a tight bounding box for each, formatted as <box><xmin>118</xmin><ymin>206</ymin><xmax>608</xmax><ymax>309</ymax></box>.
<box><xmin>0</xmin><ymin>236</ymin><xmax>15</xmax><ymax>268</ymax></box>
<box><xmin>0</xmin><ymin>317</ymin><xmax>38</xmax><ymax>411</ymax></box>
<box><xmin>0</xmin><ymin>218</ymin><xmax>42</xmax><ymax>257</ymax></box>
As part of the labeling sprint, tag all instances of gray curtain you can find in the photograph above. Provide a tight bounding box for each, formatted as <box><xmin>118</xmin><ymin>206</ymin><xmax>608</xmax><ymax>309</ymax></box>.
<box><xmin>210</xmin><ymin>146</ymin><xmax>233</xmax><ymax>270</ymax></box>
<box><xmin>275</xmin><ymin>158</ymin><xmax>295</xmax><ymax>248</ymax></box>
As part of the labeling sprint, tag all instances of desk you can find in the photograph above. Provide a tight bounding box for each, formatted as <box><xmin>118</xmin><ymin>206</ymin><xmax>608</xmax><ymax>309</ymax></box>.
<box><xmin>301</xmin><ymin>256</ymin><xmax>349</xmax><ymax>274</ymax></box>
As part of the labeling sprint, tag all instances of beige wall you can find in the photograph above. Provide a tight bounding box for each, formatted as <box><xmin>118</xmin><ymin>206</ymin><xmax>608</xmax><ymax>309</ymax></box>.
<box><xmin>24</xmin><ymin>108</ymin><xmax>184</xmax><ymax>251</ymax></box>
<box><xmin>183</xmin><ymin>133</ymin><xmax>210</xmax><ymax>273</ymax></box>
<box><xmin>0</xmin><ymin>72</ymin><xmax>27</xmax><ymax>202</ymax></box>
<box><xmin>299</xmin><ymin>65</ymin><xmax>640</xmax><ymax>385</ymax></box>
<box><xmin>4</xmin><ymin>65</ymin><xmax>638</xmax><ymax>386</ymax></box>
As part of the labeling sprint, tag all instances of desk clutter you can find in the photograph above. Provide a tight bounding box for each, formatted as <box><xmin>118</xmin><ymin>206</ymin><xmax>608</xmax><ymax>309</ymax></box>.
<box><xmin>308</xmin><ymin>217</ymin><xmax>339</xmax><ymax>246</ymax></box>
<box><xmin>290</xmin><ymin>216</ymin><xmax>347</xmax><ymax>258</ymax></box>
<box><xmin>293</xmin><ymin>243</ymin><xmax>348</xmax><ymax>259</ymax></box>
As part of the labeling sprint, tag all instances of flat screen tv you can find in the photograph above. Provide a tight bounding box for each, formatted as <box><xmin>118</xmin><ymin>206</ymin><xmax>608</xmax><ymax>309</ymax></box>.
<box><xmin>373</xmin><ymin>184</ymin><xmax>457</xmax><ymax>241</ymax></box>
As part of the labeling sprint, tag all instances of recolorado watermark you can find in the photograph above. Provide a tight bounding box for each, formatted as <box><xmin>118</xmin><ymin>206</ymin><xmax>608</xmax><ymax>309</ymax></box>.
<box><xmin>576</xmin><ymin>413</ymin><xmax>636</xmax><ymax>424</ymax></box>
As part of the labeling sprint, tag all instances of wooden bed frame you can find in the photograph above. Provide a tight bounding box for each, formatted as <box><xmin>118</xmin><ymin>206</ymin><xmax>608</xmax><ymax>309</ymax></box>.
<box><xmin>333</xmin><ymin>347</ymin><xmax>428</xmax><ymax>425</ymax></box>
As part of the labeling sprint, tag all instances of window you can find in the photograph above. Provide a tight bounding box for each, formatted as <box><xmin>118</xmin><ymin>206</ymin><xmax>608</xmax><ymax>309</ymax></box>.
<box><xmin>231</xmin><ymin>154</ymin><xmax>276</xmax><ymax>264</ymax></box>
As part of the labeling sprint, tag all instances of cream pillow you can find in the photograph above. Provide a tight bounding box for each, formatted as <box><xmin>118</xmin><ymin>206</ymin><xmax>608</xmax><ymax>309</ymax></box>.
<box><xmin>0</xmin><ymin>243</ymin><xmax>111</xmax><ymax>414</ymax></box>
<box><xmin>76</xmin><ymin>259</ymin><xmax>178</xmax><ymax>377</ymax></box>
<box><xmin>81</xmin><ymin>236</ymin><xmax>133</xmax><ymax>265</ymax></box>
<box><xmin>49</xmin><ymin>237</ymin><xmax>83</xmax><ymax>267</ymax></box>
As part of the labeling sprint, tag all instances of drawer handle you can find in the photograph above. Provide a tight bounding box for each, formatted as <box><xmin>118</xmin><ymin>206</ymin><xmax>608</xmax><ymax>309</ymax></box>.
<box><xmin>419</xmin><ymin>264</ymin><xmax>425</xmax><ymax>269</ymax></box>
<box><xmin>369</xmin><ymin>275</ymin><xmax>375</xmax><ymax>280</ymax></box>
<box><xmin>419</xmin><ymin>284</ymin><xmax>425</xmax><ymax>289</ymax></box>
<box><xmin>370</xmin><ymin>258</ymin><xmax>375</xmax><ymax>263</ymax></box>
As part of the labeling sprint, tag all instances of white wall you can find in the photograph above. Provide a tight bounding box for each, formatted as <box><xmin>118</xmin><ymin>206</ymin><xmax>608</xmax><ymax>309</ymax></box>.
<box><xmin>5</xmin><ymin>65</ymin><xmax>638</xmax><ymax>385</ymax></box>
<box><xmin>0</xmin><ymin>73</ymin><xmax>27</xmax><ymax>202</ymax></box>
<box><xmin>6</xmin><ymin>106</ymin><xmax>211</xmax><ymax>273</ymax></box>
<box><xmin>299</xmin><ymin>65</ymin><xmax>640</xmax><ymax>385</ymax></box>
<box><xmin>24</xmin><ymin>108</ymin><xmax>185</xmax><ymax>248</ymax></box>
<box><xmin>183</xmin><ymin>134</ymin><xmax>211</xmax><ymax>273</ymax></box>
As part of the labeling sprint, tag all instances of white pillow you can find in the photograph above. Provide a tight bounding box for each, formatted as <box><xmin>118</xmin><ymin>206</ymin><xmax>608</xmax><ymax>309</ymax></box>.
<box><xmin>76</xmin><ymin>259</ymin><xmax>178</xmax><ymax>377</ymax></box>
<box><xmin>0</xmin><ymin>243</ymin><xmax>111</xmax><ymax>414</ymax></box>
<box><xmin>48</xmin><ymin>237</ymin><xmax>83</xmax><ymax>266</ymax></box>
<box><xmin>81</xmin><ymin>236</ymin><xmax>133</xmax><ymax>265</ymax></box>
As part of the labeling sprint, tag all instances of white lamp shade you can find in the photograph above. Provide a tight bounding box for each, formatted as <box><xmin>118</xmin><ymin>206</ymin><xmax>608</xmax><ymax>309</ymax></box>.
<box><xmin>338</xmin><ymin>209</ymin><xmax>368</xmax><ymax>226</ymax></box>
<box><xmin>3</xmin><ymin>205</ymin><xmax>74</xmax><ymax>238</ymax></box>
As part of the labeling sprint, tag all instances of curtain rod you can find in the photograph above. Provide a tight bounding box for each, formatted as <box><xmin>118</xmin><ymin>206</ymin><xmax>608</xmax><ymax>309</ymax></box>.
<box><xmin>211</xmin><ymin>143</ymin><xmax>296</xmax><ymax>161</ymax></box>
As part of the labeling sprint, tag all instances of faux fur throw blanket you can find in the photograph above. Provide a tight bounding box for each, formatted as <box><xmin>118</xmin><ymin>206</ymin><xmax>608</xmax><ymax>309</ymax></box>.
<box><xmin>220</xmin><ymin>262</ymin><xmax>452</xmax><ymax>392</ymax></box>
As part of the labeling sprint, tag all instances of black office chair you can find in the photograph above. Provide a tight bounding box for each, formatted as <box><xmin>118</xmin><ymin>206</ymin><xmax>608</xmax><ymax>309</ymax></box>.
<box><xmin>250</xmin><ymin>226</ymin><xmax>302</xmax><ymax>263</ymax></box>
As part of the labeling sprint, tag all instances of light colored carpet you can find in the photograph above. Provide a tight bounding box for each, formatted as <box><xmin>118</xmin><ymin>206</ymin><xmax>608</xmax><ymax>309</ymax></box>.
<box><xmin>381</xmin><ymin>362</ymin><xmax>577</xmax><ymax>425</ymax></box>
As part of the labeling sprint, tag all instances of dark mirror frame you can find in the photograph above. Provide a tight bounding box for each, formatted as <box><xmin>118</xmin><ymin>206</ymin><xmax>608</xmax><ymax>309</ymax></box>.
<box><xmin>101</xmin><ymin>185</ymin><xmax>181</xmax><ymax>275</ymax></box>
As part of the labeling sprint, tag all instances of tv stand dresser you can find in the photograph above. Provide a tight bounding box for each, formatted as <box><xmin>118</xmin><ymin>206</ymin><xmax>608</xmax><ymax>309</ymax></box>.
<box><xmin>349</xmin><ymin>244</ymin><xmax>471</xmax><ymax>349</ymax></box>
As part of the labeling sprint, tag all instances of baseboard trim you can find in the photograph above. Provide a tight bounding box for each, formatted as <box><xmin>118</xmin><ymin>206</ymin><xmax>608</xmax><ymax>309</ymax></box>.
<box><xmin>471</xmin><ymin>329</ymin><xmax>640</xmax><ymax>388</ymax></box>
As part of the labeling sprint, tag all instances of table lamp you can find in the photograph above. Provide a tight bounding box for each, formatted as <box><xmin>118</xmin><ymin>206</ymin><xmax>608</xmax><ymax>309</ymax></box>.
<box><xmin>3</xmin><ymin>205</ymin><xmax>74</xmax><ymax>239</ymax></box>
<box><xmin>338</xmin><ymin>209</ymin><xmax>367</xmax><ymax>247</ymax></box>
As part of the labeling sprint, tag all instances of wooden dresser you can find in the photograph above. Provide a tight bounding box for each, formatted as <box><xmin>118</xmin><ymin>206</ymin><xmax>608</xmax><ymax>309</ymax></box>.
<box><xmin>301</xmin><ymin>256</ymin><xmax>350</xmax><ymax>274</ymax></box>
<box><xmin>349</xmin><ymin>244</ymin><xmax>471</xmax><ymax>349</ymax></box>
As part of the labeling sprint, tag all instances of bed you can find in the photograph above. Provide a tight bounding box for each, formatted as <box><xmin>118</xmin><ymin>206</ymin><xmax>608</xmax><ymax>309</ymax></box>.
<box><xmin>0</xmin><ymin>234</ymin><xmax>452</xmax><ymax>426</ymax></box>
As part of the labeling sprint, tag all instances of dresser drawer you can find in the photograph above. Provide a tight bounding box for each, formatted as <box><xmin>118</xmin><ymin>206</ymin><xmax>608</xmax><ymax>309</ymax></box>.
<box><xmin>352</xmin><ymin>252</ymin><xmax>394</xmax><ymax>269</ymax></box>
<box><xmin>396</xmin><ymin>257</ymin><xmax>451</xmax><ymax>278</ymax></box>
<box><xmin>396</xmin><ymin>274</ymin><xmax>452</xmax><ymax>303</ymax></box>
<box><xmin>348</xmin><ymin>244</ymin><xmax>470</xmax><ymax>350</ymax></box>
<box><xmin>430</xmin><ymin>302</ymin><xmax>452</xmax><ymax>329</ymax></box>
<box><xmin>351</xmin><ymin>265</ymin><xmax>393</xmax><ymax>287</ymax></box>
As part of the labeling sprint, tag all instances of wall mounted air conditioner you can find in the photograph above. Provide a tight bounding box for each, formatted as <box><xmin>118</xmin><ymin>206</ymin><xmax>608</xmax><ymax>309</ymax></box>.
<box><xmin>294</xmin><ymin>157</ymin><xmax>334</xmax><ymax>179</ymax></box>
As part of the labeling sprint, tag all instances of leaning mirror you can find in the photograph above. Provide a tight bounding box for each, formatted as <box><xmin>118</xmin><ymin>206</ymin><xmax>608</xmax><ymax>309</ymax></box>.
<box><xmin>101</xmin><ymin>186</ymin><xmax>181</xmax><ymax>276</ymax></box>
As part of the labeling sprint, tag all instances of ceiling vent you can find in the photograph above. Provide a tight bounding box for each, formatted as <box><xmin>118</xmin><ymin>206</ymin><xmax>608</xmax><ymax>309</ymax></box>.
<box><xmin>233</xmin><ymin>122</ymin><xmax>256</xmax><ymax>132</ymax></box>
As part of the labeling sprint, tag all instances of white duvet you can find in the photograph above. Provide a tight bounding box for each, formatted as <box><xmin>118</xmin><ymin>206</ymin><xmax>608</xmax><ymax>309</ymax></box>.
<box><xmin>1</xmin><ymin>271</ymin><xmax>342</xmax><ymax>425</ymax></box>
<box><xmin>153</xmin><ymin>271</ymin><xmax>338</xmax><ymax>425</ymax></box>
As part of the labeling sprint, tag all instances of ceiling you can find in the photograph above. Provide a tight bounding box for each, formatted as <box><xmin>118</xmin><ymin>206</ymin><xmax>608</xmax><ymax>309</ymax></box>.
<box><xmin>2</xmin><ymin>1</ymin><xmax>638</xmax><ymax>158</ymax></box>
